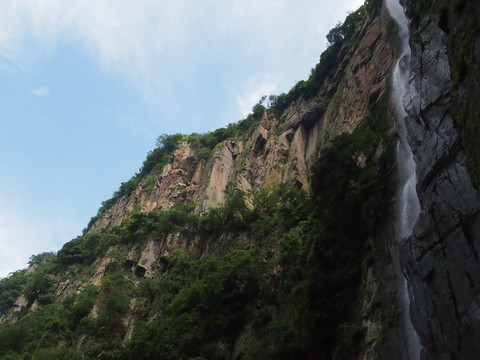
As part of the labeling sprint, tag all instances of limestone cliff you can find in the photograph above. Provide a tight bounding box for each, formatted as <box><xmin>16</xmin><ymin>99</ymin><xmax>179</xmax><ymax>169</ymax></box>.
<box><xmin>88</xmin><ymin>1</ymin><xmax>394</xmax><ymax>234</ymax></box>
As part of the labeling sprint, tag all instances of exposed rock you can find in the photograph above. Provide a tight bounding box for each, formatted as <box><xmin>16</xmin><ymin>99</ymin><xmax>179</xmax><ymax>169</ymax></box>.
<box><xmin>252</xmin><ymin>125</ymin><xmax>268</xmax><ymax>154</ymax></box>
<box><xmin>66</xmin><ymin>1</ymin><xmax>480</xmax><ymax>358</ymax></box>
<box><xmin>397</xmin><ymin>9</ymin><xmax>480</xmax><ymax>360</ymax></box>
<box><xmin>88</xmin><ymin>0</ymin><xmax>394</xmax><ymax>230</ymax></box>
<box><xmin>12</xmin><ymin>295</ymin><xmax>27</xmax><ymax>312</ymax></box>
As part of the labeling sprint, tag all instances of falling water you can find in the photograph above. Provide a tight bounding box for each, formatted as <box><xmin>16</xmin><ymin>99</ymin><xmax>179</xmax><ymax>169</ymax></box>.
<box><xmin>385</xmin><ymin>0</ymin><xmax>422</xmax><ymax>359</ymax></box>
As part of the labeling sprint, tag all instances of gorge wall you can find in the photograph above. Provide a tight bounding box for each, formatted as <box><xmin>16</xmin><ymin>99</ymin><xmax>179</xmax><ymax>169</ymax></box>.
<box><xmin>1</xmin><ymin>0</ymin><xmax>480</xmax><ymax>359</ymax></box>
<box><xmin>398</xmin><ymin>0</ymin><xmax>480</xmax><ymax>358</ymax></box>
<box><xmin>87</xmin><ymin>0</ymin><xmax>394</xmax><ymax>235</ymax></box>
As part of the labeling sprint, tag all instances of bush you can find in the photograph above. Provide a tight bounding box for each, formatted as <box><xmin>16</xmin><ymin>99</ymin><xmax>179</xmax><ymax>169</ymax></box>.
<box><xmin>123</xmin><ymin>249</ymin><xmax>265</xmax><ymax>359</ymax></box>
<box><xmin>271</xmin><ymin>2</ymin><xmax>370</xmax><ymax>113</ymax></box>
<box><xmin>0</xmin><ymin>271</ymin><xmax>27</xmax><ymax>315</ymax></box>
<box><xmin>24</xmin><ymin>272</ymin><xmax>55</xmax><ymax>305</ymax></box>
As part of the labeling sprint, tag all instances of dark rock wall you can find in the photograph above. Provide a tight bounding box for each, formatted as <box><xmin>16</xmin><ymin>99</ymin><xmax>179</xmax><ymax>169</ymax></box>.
<box><xmin>400</xmin><ymin>1</ymin><xmax>480</xmax><ymax>358</ymax></box>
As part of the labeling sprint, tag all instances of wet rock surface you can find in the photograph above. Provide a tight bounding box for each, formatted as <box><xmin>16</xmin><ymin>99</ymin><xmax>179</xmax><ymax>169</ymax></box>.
<box><xmin>401</xmin><ymin>11</ymin><xmax>480</xmax><ymax>360</ymax></box>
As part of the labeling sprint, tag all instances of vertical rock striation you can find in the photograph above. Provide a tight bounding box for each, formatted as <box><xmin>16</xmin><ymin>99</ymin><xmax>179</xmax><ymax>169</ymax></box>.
<box><xmin>398</xmin><ymin>0</ymin><xmax>480</xmax><ymax>358</ymax></box>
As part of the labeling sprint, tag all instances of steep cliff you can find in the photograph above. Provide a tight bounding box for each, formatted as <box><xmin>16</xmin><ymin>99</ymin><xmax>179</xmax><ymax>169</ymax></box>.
<box><xmin>87</xmin><ymin>0</ymin><xmax>394</xmax><ymax>234</ymax></box>
<box><xmin>1</xmin><ymin>0</ymin><xmax>479</xmax><ymax>359</ymax></box>
<box><xmin>398</xmin><ymin>0</ymin><xmax>480</xmax><ymax>358</ymax></box>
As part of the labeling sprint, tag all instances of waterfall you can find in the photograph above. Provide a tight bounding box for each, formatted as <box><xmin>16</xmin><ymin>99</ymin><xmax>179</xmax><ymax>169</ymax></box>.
<box><xmin>385</xmin><ymin>0</ymin><xmax>422</xmax><ymax>359</ymax></box>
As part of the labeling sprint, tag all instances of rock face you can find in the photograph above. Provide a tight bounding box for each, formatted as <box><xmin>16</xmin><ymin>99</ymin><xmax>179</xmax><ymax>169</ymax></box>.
<box><xmin>56</xmin><ymin>1</ymin><xmax>480</xmax><ymax>358</ymax></box>
<box><xmin>397</xmin><ymin>1</ymin><xmax>480</xmax><ymax>358</ymax></box>
<box><xmin>88</xmin><ymin>1</ymin><xmax>395</xmax><ymax>237</ymax></box>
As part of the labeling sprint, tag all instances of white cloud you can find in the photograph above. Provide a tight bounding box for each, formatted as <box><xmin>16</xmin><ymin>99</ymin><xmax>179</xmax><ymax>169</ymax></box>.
<box><xmin>0</xmin><ymin>0</ymin><xmax>365</xmax><ymax>101</ymax></box>
<box><xmin>235</xmin><ymin>75</ymin><xmax>279</xmax><ymax>117</ymax></box>
<box><xmin>0</xmin><ymin>208</ymin><xmax>39</xmax><ymax>278</ymax></box>
<box><xmin>30</xmin><ymin>86</ymin><xmax>50</xmax><ymax>96</ymax></box>
<box><xmin>0</xmin><ymin>193</ymin><xmax>80</xmax><ymax>278</ymax></box>
<box><xmin>0</xmin><ymin>0</ymin><xmax>366</xmax><ymax>278</ymax></box>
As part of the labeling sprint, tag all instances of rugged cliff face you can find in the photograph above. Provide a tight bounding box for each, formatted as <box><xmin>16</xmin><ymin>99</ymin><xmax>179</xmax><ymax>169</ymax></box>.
<box><xmin>1</xmin><ymin>0</ymin><xmax>479</xmax><ymax>359</ymax></box>
<box><xmin>399</xmin><ymin>0</ymin><xmax>480</xmax><ymax>358</ymax></box>
<box><xmin>88</xmin><ymin>2</ymin><xmax>394</xmax><ymax>235</ymax></box>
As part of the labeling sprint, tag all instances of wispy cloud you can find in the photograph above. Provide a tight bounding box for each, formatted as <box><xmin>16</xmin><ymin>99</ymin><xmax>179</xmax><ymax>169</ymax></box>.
<box><xmin>0</xmin><ymin>0</ymin><xmax>364</xmax><ymax>104</ymax></box>
<box><xmin>0</xmin><ymin>206</ymin><xmax>40</xmax><ymax>278</ymax></box>
<box><xmin>0</xmin><ymin>0</ymin><xmax>365</xmax><ymax>278</ymax></box>
<box><xmin>0</xmin><ymin>195</ymin><xmax>80</xmax><ymax>278</ymax></box>
<box><xmin>30</xmin><ymin>86</ymin><xmax>50</xmax><ymax>96</ymax></box>
<box><xmin>235</xmin><ymin>75</ymin><xmax>279</xmax><ymax>117</ymax></box>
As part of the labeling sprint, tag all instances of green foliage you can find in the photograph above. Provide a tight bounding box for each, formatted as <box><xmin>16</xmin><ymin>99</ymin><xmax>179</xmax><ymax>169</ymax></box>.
<box><xmin>70</xmin><ymin>285</ymin><xmax>98</xmax><ymax>328</ymax></box>
<box><xmin>142</xmin><ymin>175</ymin><xmax>157</xmax><ymax>195</ymax></box>
<box><xmin>122</xmin><ymin>248</ymin><xmax>265</xmax><ymax>359</ymax></box>
<box><xmin>0</xmin><ymin>271</ymin><xmax>27</xmax><ymax>315</ymax></box>
<box><xmin>0</xmin><ymin>3</ymin><xmax>392</xmax><ymax>358</ymax></box>
<box><xmin>222</xmin><ymin>187</ymin><xmax>250</xmax><ymax>231</ymax></box>
<box><xmin>97</xmin><ymin>270</ymin><xmax>133</xmax><ymax>336</ymax></box>
<box><xmin>24</xmin><ymin>272</ymin><xmax>55</xmax><ymax>305</ymax></box>
<box><xmin>33</xmin><ymin>346</ymin><xmax>77</xmax><ymax>360</ymax></box>
<box><xmin>28</xmin><ymin>252</ymin><xmax>56</xmax><ymax>267</ymax></box>
<box><xmin>197</xmin><ymin>181</ymin><xmax>309</xmax><ymax>238</ymax></box>
<box><xmin>0</xmin><ymin>305</ymin><xmax>57</xmax><ymax>356</ymax></box>
<box><xmin>273</xmin><ymin>111</ymin><xmax>393</xmax><ymax>358</ymax></box>
<box><xmin>0</xmin><ymin>283</ymin><xmax>99</xmax><ymax>358</ymax></box>
<box><xmin>196</xmin><ymin>146</ymin><xmax>213</xmax><ymax>160</ymax></box>
<box><xmin>112</xmin><ymin>202</ymin><xmax>199</xmax><ymax>243</ymax></box>
<box><xmin>57</xmin><ymin>231</ymin><xmax>118</xmax><ymax>267</ymax></box>
<box><xmin>326</xmin><ymin>4</ymin><xmax>367</xmax><ymax>46</ymax></box>
<box><xmin>187</xmin><ymin>100</ymin><xmax>265</xmax><ymax>163</ymax></box>
<box><xmin>248</xmin><ymin>181</ymin><xmax>311</xmax><ymax>234</ymax></box>
<box><xmin>271</xmin><ymin>1</ymin><xmax>372</xmax><ymax>113</ymax></box>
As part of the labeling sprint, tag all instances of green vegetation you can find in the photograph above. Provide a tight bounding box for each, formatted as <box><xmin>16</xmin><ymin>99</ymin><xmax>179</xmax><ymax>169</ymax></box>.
<box><xmin>186</xmin><ymin>100</ymin><xmax>265</xmax><ymax>157</ymax></box>
<box><xmin>86</xmin><ymin>133</ymin><xmax>186</xmax><ymax>231</ymax></box>
<box><xmin>85</xmin><ymin>101</ymin><xmax>266</xmax><ymax>233</ymax></box>
<box><xmin>123</xmin><ymin>248</ymin><xmax>265</xmax><ymax>360</ymax></box>
<box><xmin>0</xmin><ymin>1</ymin><xmax>394</xmax><ymax>358</ymax></box>
<box><xmin>0</xmin><ymin>283</ymin><xmax>99</xmax><ymax>359</ymax></box>
<box><xmin>0</xmin><ymin>271</ymin><xmax>27</xmax><ymax>314</ymax></box>
<box><xmin>84</xmin><ymin>0</ymin><xmax>378</xmax><ymax>234</ymax></box>
<box><xmin>270</xmin><ymin>0</ymin><xmax>377</xmax><ymax>113</ymax></box>
<box><xmin>0</xmin><ymin>105</ymin><xmax>393</xmax><ymax>358</ymax></box>
<box><xmin>57</xmin><ymin>232</ymin><xmax>118</xmax><ymax>267</ymax></box>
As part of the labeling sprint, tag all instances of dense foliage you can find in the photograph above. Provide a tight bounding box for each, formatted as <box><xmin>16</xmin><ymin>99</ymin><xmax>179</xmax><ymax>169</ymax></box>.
<box><xmin>0</xmin><ymin>104</ymin><xmax>393</xmax><ymax>358</ymax></box>
<box><xmin>0</xmin><ymin>271</ymin><xmax>27</xmax><ymax>314</ymax></box>
<box><xmin>0</xmin><ymin>1</ymin><xmax>394</xmax><ymax>358</ymax></box>
<box><xmin>270</xmin><ymin>0</ymin><xmax>378</xmax><ymax>113</ymax></box>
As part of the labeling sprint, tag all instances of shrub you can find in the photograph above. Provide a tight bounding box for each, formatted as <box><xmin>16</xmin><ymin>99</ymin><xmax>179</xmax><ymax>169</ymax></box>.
<box><xmin>0</xmin><ymin>270</ymin><xmax>27</xmax><ymax>315</ymax></box>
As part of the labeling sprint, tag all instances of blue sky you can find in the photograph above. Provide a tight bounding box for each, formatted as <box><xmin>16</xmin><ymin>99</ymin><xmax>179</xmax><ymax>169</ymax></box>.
<box><xmin>0</xmin><ymin>0</ymin><xmax>365</xmax><ymax>278</ymax></box>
